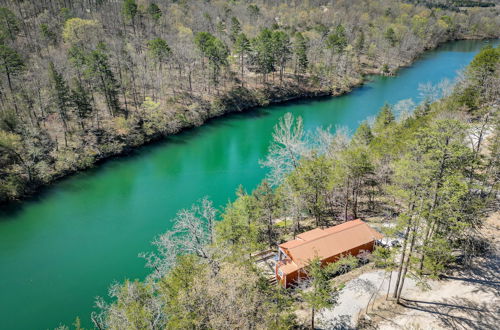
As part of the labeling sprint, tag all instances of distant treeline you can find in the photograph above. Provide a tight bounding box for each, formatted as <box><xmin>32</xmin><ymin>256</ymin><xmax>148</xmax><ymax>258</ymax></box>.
<box><xmin>407</xmin><ymin>0</ymin><xmax>496</xmax><ymax>11</ymax></box>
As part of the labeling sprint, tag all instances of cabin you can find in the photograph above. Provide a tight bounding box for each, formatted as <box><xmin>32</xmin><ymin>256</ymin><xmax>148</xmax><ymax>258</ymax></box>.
<box><xmin>275</xmin><ymin>219</ymin><xmax>383</xmax><ymax>288</ymax></box>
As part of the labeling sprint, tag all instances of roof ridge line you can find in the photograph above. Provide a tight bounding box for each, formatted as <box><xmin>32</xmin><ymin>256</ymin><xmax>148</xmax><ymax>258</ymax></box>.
<box><xmin>287</xmin><ymin>220</ymin><xmax>366</xmax><ymax>250</ymax></box>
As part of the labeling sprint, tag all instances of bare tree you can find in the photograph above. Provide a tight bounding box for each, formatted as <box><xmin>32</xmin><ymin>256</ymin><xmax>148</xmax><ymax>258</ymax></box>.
<box><xmin>140</xmin><ymin>197</ymin><xmax>218</xmax><ymax>279</ymax></box>
<box><xmin>261</xmin><ymin>113</ymin><xmax>307</xmax><ymax>185</ymax></box>
<box><xmin>393</xmin><ymin>98</ymin><xmax>416</xmax><ymax>122</ymax></box>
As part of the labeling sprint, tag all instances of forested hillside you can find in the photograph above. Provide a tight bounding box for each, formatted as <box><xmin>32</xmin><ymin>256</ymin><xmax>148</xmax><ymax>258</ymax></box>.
<box><xmin>0</xmin><ymin>0</ymin><xmax>499</xmax><ymax>203</ymax></box>
<box><xmin>88</xmin><ymin>45</ymin><xmax>499</xmax><ymax>329</ymax></box>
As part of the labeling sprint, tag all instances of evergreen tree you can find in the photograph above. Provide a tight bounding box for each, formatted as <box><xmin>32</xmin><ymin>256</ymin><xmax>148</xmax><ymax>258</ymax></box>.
<box><xmin>0</xmin><ymin>44</ymin><xmax>24</xmax><ymax>109</ymax></box>
<box><xmin>264</xmin><ymin>285</ymin><xmax>297</xmax><ymax>329</ymax></box>
<box><xmin>253</xmin><ymin>180</ymin><xmax>278</xmax><ymax>247</ymax></box>
<box><xmin>147</xmin><ymin>38</ymin><xmax>171</xmax><ymax>69</ymax></box>
<box><xmin>373</xmin><ymin>103</ymin><xmax>395</xmax><ymax>132</ymax></box>
<box><xmin>233</xmin><ymin>33</ymin><xmax>250</xmax><ymax>85</ymax></box>
<box><xmin>48</xmin><ymin>62</ymin><xmax>72</xmax><ymax>146</ymax></box>
<box><xmin>288</xmin><ymin>155</ymin><xmax>331</xmax><ymax>227</ymax></box>
<box><xmin>294</xmin><ymin>32</ymin><xmax>308</xmax><ymax>78</ymax></box>
<box><xmin>389</xmin><ymin>119</ymin><xmax>477</xmax><ymax>302</ymax></box>
<box><xmin>122</xmin><ymin>0</ymin><xmax>138</xmax><ymax>24</ymax></box>
<box><xmin>229</xmin><ymin>17</ymin><xmax>241</xmax><ymax>42</ymax></box>
<box><xmin>326</xmin><ymin>24</ymin><xmax>348</xmax><ymax>54</ymax></box>
<box><xmin>0</xmin><ymin>7</ymin><xmax>20</xmax><ymax>42</ymax></box>
<box><xmin>251</xmin><ymin>28</ymin><xmax>276</xmax><ymax>83</ymax></box>
<box><xmin>341</xmin><ymin>146</ymin><xmax>374</xmax><ymax>218</ymax></box>
<box><xmin>194</xmin><ymin>32</ymin><xmax>228</xmax><ymax>90</ymax></box>
<box><xmin>353</xmin><ymin>121</ymin><xmax>374</xmax><ymax>145</ymax></box>
<box><xmin>147</xmin><ymin>3</ymin><xmax>162</xmax><ymax>21</ymax></box>
<box><xmin>355</xmin><ymin>30</ymin><xmax>365</xmax><ymax>53</ymax></box>
<box><xmin>247</xmin><ymin>4</ymin><xmax>260</xmax><ymax>18</ymax></box>
<box><xmin>272</xmin><ymin>31</ymin><xmax>292</xmax><ymax>84</ymax></box>
<box><xmin>301</xmin><ymin>258</ymin><xmax>335</xmax><ymax>330</ymax></box>
<box><xmin>468</xmin><ymin>45</ymin><xmax>499</xmax><ymax>76</ymax></box>
<box><xmin>215</xmin><ymin>20</ymin><xmax>226</xmax><ymax>36</ymax></box>
<box><xmin>40</xmin><ymin>23</ymin><xmax>57</xmax><ymax>44</ymax></box>
<box><xmin>384</xmin><ymin>27</ymin><xmax>397</xmax><ymax>47</ymax></box>
<box><xmin>216</xmin><ymin>194</ymin><xmax>262</xmax><ymax>256</ymax></box>
<box><xmin>372</xmin><ymin>246</ymin><xmax>396</xmax><ymax>300</ymax></box>
<box><xmin>70</xmin><ymin>79</ymin><xmax>93</xmax><ymax>130</ymax></box>
<box><xmin>87</xmin><ymin>45</ymin><xmax>121</xmax><ymax>116</ymax></box>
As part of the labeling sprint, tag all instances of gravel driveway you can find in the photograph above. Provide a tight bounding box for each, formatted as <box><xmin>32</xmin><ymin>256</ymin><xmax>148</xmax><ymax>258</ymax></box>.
<box><xmin>319</xmin><ymin>270</ymin><xmax>417</xmax><ymax>329</ymax></box>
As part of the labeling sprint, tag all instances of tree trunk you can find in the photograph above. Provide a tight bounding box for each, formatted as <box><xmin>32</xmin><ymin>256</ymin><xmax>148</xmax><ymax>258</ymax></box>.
<box><xmin>268</xmin><ymin>214</ymin><xmax>273</xmax><ymax>248</ymax></box>
<box><xmin>386</xmin><ymin>270</ymin><xmax>392</xmax><ymax>300</ymax></box>
<box><xmin>311</xmin><ymin>306</ymin><xmax>315</xmax><ymax>330</ymax></box>
<box><xmin>344</xmin><ymin>180</ymin><xmax>350</xmax><ymax>221</ymax></box>
<box><xmin>59</xmin><ymin>109</ymin><xmax>69</xmax><ymax>147</ymax></box>
<box><xmin>353</xmin><ymin>181</ymin><xmax>359</xmax><ymax>219</ymax></box>
<box><xmin>240</xmin><ymin>53</ymin><xmax>245</xmax><ymax>86</ymax></box>
<box><xmin>396</xmin><ymin>222</ymin><xmax>418</xmax><ymax>303</ymax></box>
<box><xmin>4</xmin><ymin>68</ymin><xmax>19</xmax><ymax>114</ymax></box>
<box><xmin>393</xmin><ymin>221</ymin><xmax>411</xmax><ymax>298</ymax></box>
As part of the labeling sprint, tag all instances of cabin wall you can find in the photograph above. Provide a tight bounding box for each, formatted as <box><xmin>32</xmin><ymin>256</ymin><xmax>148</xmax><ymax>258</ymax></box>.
<box><xmin>321</xmin><ymin>241</ymin><xmax>375</xmax><ymax>266</ymax></box>
<box><xmin>278</xmin><ymin>241</ymin><xmax>376</xmax><ymax>288</ymax></box>
<box><xmin>279</xmin><ymin>269</ymin><xmax>307</xmax><ymax>288</ymax></box>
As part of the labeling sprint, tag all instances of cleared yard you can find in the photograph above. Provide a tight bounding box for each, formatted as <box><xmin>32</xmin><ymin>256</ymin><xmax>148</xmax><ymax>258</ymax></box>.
<box><xmin>318</xmin><ymin>211</ymin><xmax>500</xmax><ymax>329</ymax></box>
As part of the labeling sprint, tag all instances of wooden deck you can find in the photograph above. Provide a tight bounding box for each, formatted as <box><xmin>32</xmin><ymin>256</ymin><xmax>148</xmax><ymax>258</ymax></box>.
<box><xmin>253</xmin><ymin>249</ymin><xmax>278</xmax><ymax>285</ymax></box>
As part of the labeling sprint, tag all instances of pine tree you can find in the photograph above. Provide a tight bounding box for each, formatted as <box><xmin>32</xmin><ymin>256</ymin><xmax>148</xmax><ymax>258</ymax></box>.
<box><xmin>194</xmin><ymin>32</ymin><xmax>229</xmax><ymax>91</ymax></box>
<box><xmin>0</xmin><ymin>44</ymin><xmax>23</xmax><ymax>113</ymax></box>
<box><xmin>253</xmin><ymin>180</ymin><xmax>278</xmax><ymax>247</ymax></box>
<box><xmin>326</xmin><ymin>24</ymin><xmax>348</xmax><ymax>54</ymax></box>
<box><xmin>70</xmin><ymin>79</ymin><xmax>93</xmax><ymax>130</ymax></box>
<box><xmin>0</xmin><ymin>7</ymin><xmax>20</xmax><ymax>42</ymax></box>
<box><xmin>122</xmin><ymin>0</ymin><xmax>138</xmax><ymax>24</ymax></box>
<box><xmin>373</xmin><ymin>103</ymin><xmax>395</xmax><ymax>132</ymax></box>
<box><xmin>147</xmin><ymin>3</ymin><xmax>162</xmax><ymax>21</ymax></box>
<box><xmin>87</xmin><ymin>45</ymin><xmax>121</xmax><ymax>117</ymax></box>
<box><xmin>301</xmin><ymin>258</ymin><xmax>334</xmax><ymax>330</ymax></box>
<box><xmin>229</xmin><ymin>17</ymin><xmax>241</xmax><ymax>42</ymax></box>
<box><xmin>251</xmin><ymin>28</ymin><xmax>276</xmax><ymax>83</ymax></box>
<box><xmin>147</xmin><ymin>38</ymin><xmax>171</xmax><ymax>69</ymax></box>
<box><xmin>233</xmin><ymin>33</ymin><xmax>250</xmax><ymax>86</ymax></box>
<box><xmin>272</xmin><ymin>31</ymin><xmax>291</xmax><ymax>84</ymax></box>
<box><xmin>294</xmin><ymin>33</ymin><xmax>308</xmax><ymax>80</ymax></box>
<box><xmin>384</xmin><ymin>27</ymin><xmax>397</xmax><ymax>47</ymax></box>
<box><xmin>355</xmin><ymin>30</ymin><xmax>365</xmax><ymax>53</ymax></box>
<box><xmin>353</xmin><ymin>121</ymin><xmax>374</xmax><ymax>145</ymax></box>
<box><xmin>48</xmin><ymin>62</ymin><xmax>72</xmax><ymax>146</ymax></box>
<box><xmin>288</xmin><ymin>155</ymin><xmax>331</xmax><ymax>227</ymax></box>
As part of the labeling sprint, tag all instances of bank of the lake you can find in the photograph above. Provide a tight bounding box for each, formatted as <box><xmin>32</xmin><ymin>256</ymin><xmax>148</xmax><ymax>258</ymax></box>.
<box><xmin>0</xmin><ymin>39</ymin><xmax>497</xmax><ymax>330</ymax></box>
<box><xmin>1</xmin><ymin>36</ymin><xmax>491</xmax><ymax>206</ymax></box>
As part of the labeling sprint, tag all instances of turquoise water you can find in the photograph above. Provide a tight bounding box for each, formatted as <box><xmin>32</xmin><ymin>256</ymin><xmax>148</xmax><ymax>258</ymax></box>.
<box><xmin>0</xmin><ymin>39</ymin><xmax>497</xmax><ymax>329</ymax></box>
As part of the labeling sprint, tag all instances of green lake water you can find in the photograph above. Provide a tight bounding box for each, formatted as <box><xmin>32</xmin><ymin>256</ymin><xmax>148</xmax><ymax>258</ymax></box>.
<box><xmin>0</xmin><ymin>39</ymin><xmax>497</xmax><ymax>329</ymax></box>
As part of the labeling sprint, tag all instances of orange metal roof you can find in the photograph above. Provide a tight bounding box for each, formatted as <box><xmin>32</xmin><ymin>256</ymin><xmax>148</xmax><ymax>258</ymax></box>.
<box><xmin>296</xmin><ymin>228</ymin><xmax>326</xmax><ymax>241</ymax></box>
<box><xmin>278</xmin><ymin>219</ymin><xmax>383</xmax><ymax>273</ymax></box>
<box><xmin>279</xmin><ymin>239</ymin><xmax>305</xmax><ymax>250</ymax></box>
<box><xmin>276</xmin><ymin>258</ymin><xmax>300</xmax><ymax>274</ymax></box>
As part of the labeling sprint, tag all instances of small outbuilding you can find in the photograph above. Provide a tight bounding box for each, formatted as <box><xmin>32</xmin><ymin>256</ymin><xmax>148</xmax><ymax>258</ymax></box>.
<box><xmin>275</xmin><ymin>219</ymin><xmax>383</xmax><ymax>287</ymax></box>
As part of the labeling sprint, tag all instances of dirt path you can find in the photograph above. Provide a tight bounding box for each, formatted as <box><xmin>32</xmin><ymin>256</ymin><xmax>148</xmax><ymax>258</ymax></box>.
<box><xmin>318</xmin><ymin>211</ymin><xmax>500</xmax><ymax>330</ymax></box>
<box><xmin>318</xmin><ymin>270</ymin><xmax>418</xmax><ymax>329</ymax></box>
<box><xmin>373</xmin><ymin>211</ymin><xmax>500</xmax><ymax>330</ymax></box>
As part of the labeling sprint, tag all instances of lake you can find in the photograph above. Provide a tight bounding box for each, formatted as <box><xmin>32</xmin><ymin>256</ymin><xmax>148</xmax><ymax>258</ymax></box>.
<box><xmin>0</xmin><ymin>39</ymin><xmax>497</xmax><ymax>329</ymax></box>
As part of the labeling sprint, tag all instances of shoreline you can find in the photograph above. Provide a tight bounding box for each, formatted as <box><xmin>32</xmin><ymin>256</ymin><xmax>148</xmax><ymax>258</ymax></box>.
<box><xmin>1</xmin><ymin>37</ymin><xmax>496</xmax><ymax>208</ymax></box>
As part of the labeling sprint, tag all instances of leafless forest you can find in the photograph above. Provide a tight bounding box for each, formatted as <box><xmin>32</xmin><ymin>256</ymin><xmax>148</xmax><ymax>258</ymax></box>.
<box><xmin>0</xmin><ymin>0</ymin><xmax>498</xmax><ymax>203</ymax></box>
